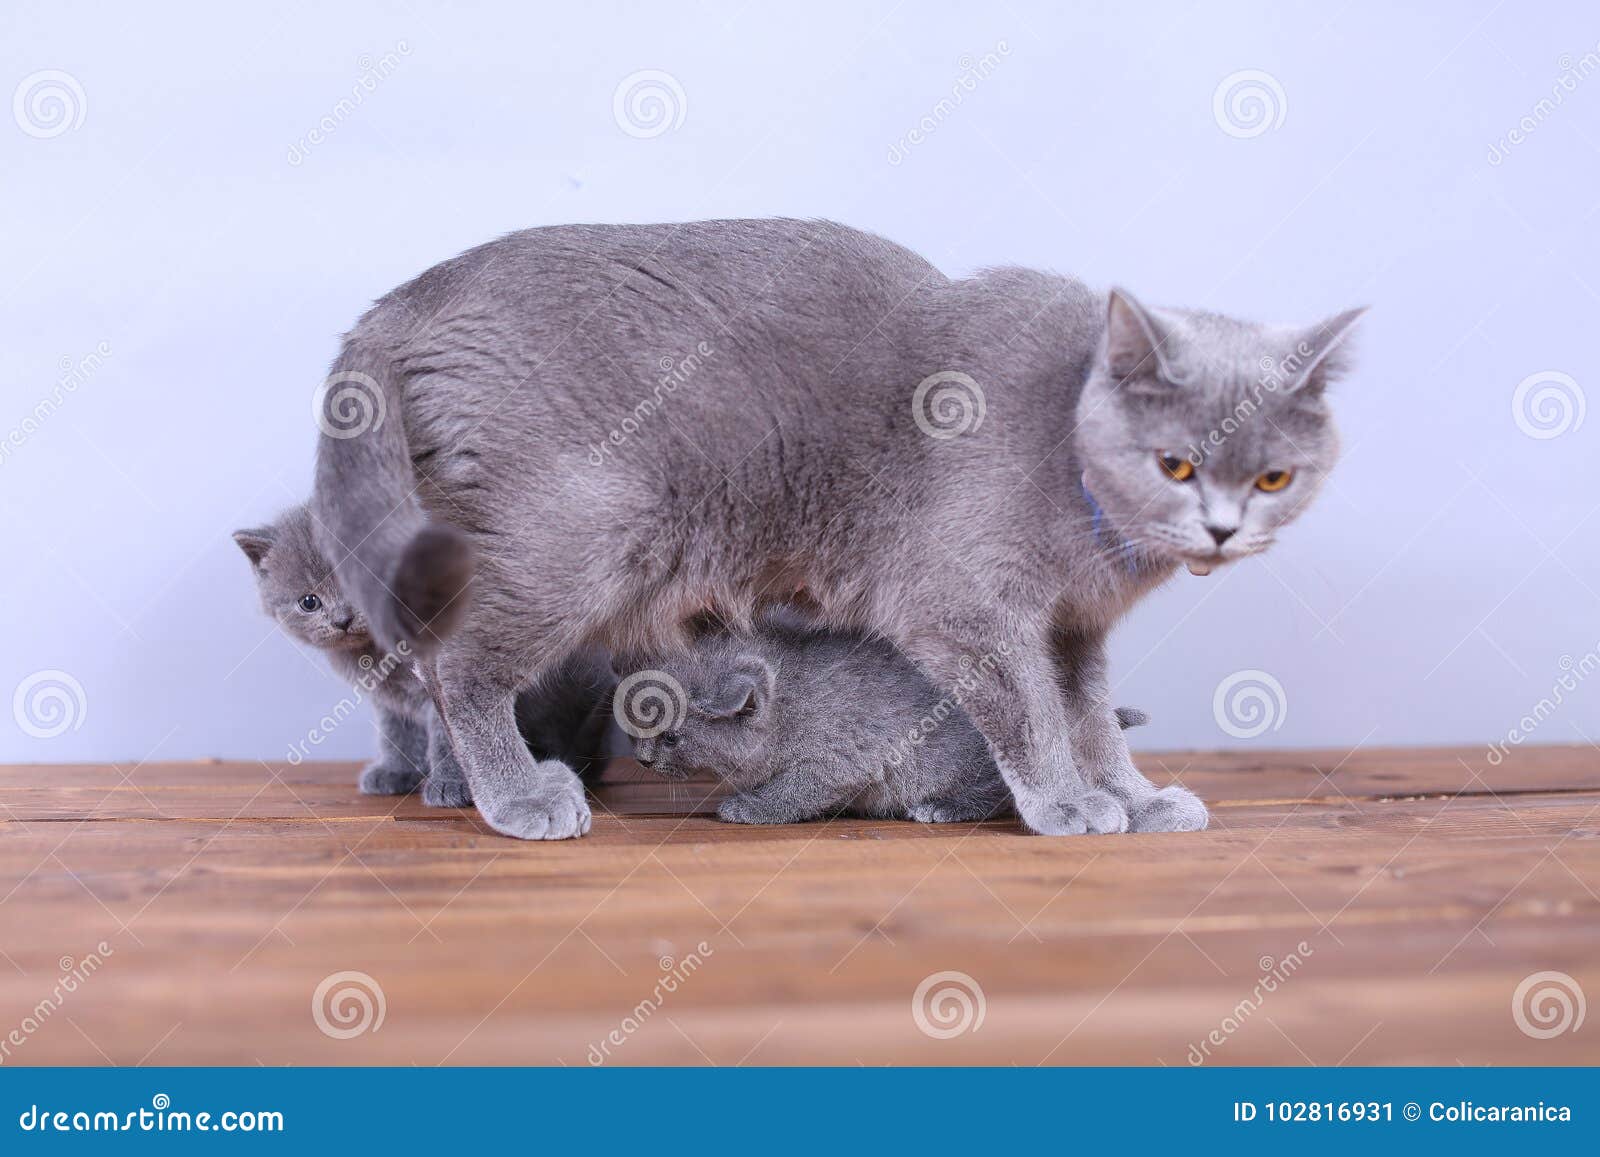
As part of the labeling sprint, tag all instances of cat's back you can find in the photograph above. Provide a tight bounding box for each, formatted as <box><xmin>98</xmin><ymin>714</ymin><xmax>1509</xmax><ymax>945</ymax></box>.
<box><xmin>357</xmin><ymin>218</ymin><xmax>943</xmax><ymax>344</ymax></box>
<box><xmin>763</xmin><ymin>618</ymin><xmax>953</xmax><ymax>736</ymax></box>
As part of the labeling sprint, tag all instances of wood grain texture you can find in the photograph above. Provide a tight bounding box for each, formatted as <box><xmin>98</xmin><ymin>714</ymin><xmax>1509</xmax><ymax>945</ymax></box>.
<box><xmin>0</xmin><ymin>745</ymin><xmax>1596</xmax><ymax>1066</ymax></box>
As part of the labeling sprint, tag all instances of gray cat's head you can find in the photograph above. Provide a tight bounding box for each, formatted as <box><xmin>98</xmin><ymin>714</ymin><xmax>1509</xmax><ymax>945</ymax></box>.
<box><xmin>233</xmin><ymin>505</ymin><xmax>372</xmax><ymax>652</ymax></box>
<box><xmin>626</xmin><ymin>640</ymin><xmax>777</xmax><ymax>787</ymax></box>
<box><xmin>1074</xmin><ymin>290</ymin><xmax>1365</xmax><ymax>575</ymax></box>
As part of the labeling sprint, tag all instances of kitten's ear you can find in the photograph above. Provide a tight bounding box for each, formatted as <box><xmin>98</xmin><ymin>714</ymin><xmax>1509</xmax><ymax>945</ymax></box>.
<box><xmin>703</xmin><ymin>655</ymin><xmax>776</xmax><ymax>720</ymax></box>
<box><xmin>232</xmin><ymin>527</ymin><xmax>275</xmax><ymax>571</ymax></box>
<box><xmin>1286</xmin><ymin>306</ymin><xmax>1367</xmax><ymax>397</ymax></box>
<box><xmin>1105</xmin><ymin>288</ymin><xmax>1178</xmax><ymax>384</ymax></box>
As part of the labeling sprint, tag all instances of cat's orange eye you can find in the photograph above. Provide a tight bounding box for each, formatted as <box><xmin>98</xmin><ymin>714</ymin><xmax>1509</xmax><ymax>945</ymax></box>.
<box><xmin>1158</xmin><ymin>453</ymin><xmax>1195</xmax><ymax>482</ymax></box>
<box><xmin>1255</xmin><ymin>469</ymin><xmax>1293</xmax><ymax>492</ymax></box>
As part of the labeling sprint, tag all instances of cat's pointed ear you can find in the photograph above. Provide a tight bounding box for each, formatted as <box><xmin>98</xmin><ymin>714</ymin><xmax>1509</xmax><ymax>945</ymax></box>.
<box><xmin>1105</xmin><ymin>288</ymin><xmax>1178</xmax><ymax>384</ymax></box>
<box><xmin>232</xmin><ymin>527</ymin><xmax>275</xmax><ymax>571</ymax></box>
<box><xmin>1285</xmin><ymin>306</ymin><xmax>1367</xmax><ymax>397</ymax></box>
<box><xmin>702</xmin><ymin>655</ymin><xmax>775</xmax><ymax>720</ymax></box>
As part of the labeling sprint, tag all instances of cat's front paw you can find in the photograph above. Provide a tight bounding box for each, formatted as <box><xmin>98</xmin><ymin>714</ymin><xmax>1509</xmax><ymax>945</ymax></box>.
<box><xmin>358</xmin><ymin>761</ymin><xmax>424</xmax><ymax>795</ymax></box>
<box><xmin>422</xmin><ymin>775</ymin><xmax>473</xmax><ymax>808</ymax></box>
<box><xmin>1128</xmin><ymin>785</ymin><xmax>1209</xmax><ymax>833</ymax></box>
<box><xmin>477</xmin><ymin>761</ymin><xmax>590</xmax><ymax>839</ymax></box>
<box><xmin>717</xmin><ymin>793</ymin><xmax>794</xmax><ymax>825</ymax></box>
<box><xmin>1017</xmin><ymin>788</ymin><xmax>1128</xmax><ymax>835</ymax></box>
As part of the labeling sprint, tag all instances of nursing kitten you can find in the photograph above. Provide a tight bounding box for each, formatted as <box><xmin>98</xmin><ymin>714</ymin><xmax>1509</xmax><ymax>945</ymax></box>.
<box><xmin>312</xmin><ymin>218</ymin><xmax>1362</xmax><ymax>839</ymax></box>
<box><xmin>234</xmin><ymin>505</ymin><xmax>614</xmax><ymax>805</ymax></box>
<box><xmin>628</xmin><ymin>616</ymin><xmax>1150</xmax><ymax>826</ymax></box>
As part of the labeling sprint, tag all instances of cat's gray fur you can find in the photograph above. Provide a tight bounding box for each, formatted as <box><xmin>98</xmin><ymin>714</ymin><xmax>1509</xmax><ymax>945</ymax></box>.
<box><xmin>235</xmin><ymin>504</ymin><xmax>614</xmax><ymax>805</ymax></box>
<box><xmin>311</xmin><ymin>218</ymin><xmax>1363</xmax><ymax>840</ymax></box>
<box><xmin>631</xmin><ymin>615</ymin><xmax>1149</xmax><ymax>825</ymax></box>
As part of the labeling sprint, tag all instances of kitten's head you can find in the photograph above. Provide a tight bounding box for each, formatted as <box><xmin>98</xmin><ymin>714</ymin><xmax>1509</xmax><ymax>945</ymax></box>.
<box><xmin>1074</xmin><ymin>290</ymin><xmax>1366</xmax><ymax>574</ymax></box>
<box><xmin>233</xmin><ymin>505</ymin><xmax>372</xmax><ymax>652</ymax></box>
<box><xmin>625</xmin><ymin>640</ymin><xmax>777</xmax><ymax>787</ymax></box>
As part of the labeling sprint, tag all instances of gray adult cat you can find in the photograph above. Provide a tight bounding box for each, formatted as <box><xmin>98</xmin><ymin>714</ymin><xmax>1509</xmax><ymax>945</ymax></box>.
<box><xmin>311</xmin><ymin>218</ymin><xmax>1363</xmax><ymax>840</ymax></box>
<box><xmin>234</xmin><ymin>504</ymin><xmax>615</xmax><ymax>805</ymax></box>
<box><xmin>626</xmin><ymin>613</ymin><xmax>1150</xmax><ymax>826</ymax></box>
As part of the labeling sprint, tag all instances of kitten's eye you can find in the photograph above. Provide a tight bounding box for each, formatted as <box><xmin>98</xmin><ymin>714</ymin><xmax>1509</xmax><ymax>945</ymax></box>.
<box><xmin>297</xmin><ymin>594</ymin><xmax>322</xmax><ymax>613</ymax></box>
<box><xmin>1158</xmin><ymin>453</ymin><xmax>1195</xmax><ymax>482</ymax></box>
<box><xmin>660</xmin><ymin>732</ymin><xmax>680</xmax><ymax>747</ymax></box>
<box><xmin>1255</xmin><ymin>469</ymin><xmax>1293</xmax><ymax>493</ymax></box>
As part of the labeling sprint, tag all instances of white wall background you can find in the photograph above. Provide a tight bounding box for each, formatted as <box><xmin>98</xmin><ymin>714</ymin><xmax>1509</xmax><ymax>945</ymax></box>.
<box><xmin>3</xmin><ymin>0</ymin><xmax>1597</xmax><ymax>764</ymax></box>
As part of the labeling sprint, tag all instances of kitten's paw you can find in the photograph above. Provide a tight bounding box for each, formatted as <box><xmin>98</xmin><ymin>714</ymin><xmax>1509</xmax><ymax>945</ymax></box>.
<box><xmin>1018</xmin><ymin>789</ymin><xmax>1128</xmax><ymax>835</ymax></box>
<box><xmin>1128</xmin><ymin>785</ymin><xmax>1209</xmax><ymax>833</ymax></box>
<box><xmin>717</xmin><ymin>794</ymin><xmax>793</xmax><ymax>825</ymax></box>
<box><xmin>358</xmin><ymin>762</ymin><xmax>424</xmax><ymax>795</ymax></box>
<box><xmin>477</xmin><ymin>763</ymin><xmax>590</xmax><ymax>839</ymax></box>
<box><xmin>421</xmin><ymin>775</ymin><xmax>473</xmax><ymax>808</ymax></box>
<box><xmin>907</xmin><ymin>800</ymin><xmax>991</xmax><ymax>824</ymax></box>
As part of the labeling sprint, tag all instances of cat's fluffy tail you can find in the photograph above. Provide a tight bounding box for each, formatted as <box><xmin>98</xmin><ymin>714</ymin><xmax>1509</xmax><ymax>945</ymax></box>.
<box><xmin>311</xmin><ymin>342</ymin><xmax>474</xmax><ymax>657</ymax></box>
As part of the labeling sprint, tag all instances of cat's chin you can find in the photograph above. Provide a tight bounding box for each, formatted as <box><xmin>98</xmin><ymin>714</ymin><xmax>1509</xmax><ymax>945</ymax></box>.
<box><xmin>326</xmin><ymin>633</ymin><xmax>375</xmax><ymax>651</ymax></box>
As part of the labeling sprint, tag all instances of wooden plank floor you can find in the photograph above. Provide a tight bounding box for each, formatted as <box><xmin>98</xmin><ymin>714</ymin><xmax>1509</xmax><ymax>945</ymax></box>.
<box><xmin>1</xmin><ymin>745</ymin><xmax>1596</xmax><ymax>1066</ymax></box>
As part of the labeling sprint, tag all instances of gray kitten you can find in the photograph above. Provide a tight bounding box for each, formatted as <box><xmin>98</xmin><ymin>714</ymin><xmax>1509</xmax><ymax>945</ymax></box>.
<box><xmin>311</xmin><ymin>218</ymin><xmax>1362</xmax><ymax>840</ymax></box>
<box><xmin>234</xmin><ymin>505</ymin><xmax>614</xmax><ymax>805</ymax></box>
<box><xmin>629</xmin><ymin>616</ymin><xmax>1148</xmax><ymax>826</ymax></box>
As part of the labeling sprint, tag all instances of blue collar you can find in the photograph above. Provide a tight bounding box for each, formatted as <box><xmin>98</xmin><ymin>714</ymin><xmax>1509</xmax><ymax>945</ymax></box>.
<box><xmin>1081</xmin><ymin>477</ymin><xmax>1148</xmax><ymax>577</ymax></box>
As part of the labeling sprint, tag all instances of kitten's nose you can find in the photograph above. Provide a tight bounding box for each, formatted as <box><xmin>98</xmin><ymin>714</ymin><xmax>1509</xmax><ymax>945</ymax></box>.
<box><xmin>1206</xmin><ymin>524</ymin><xmax>1236</xmax><ymax>546</ymax></box>
<box><xmin>332</xmin><ymin>612</ymin><xmax>354</xmax><ymax>631</ymax></box>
